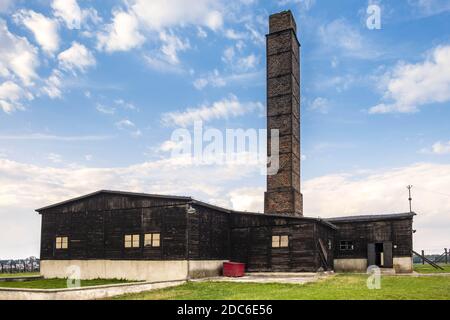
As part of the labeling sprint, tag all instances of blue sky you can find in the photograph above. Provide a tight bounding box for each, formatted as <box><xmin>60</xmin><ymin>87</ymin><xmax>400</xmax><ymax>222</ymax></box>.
<box><xmin>0</xmin><ymin>0</ymin><xmax>450</xmax><ymax>258</ymax></box>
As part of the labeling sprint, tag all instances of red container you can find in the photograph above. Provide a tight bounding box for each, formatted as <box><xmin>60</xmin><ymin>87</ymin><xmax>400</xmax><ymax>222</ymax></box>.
<box><xmin>223</xmin><ymin>262</ymin><xmax>245</xmax><ymax>277</ymax></box>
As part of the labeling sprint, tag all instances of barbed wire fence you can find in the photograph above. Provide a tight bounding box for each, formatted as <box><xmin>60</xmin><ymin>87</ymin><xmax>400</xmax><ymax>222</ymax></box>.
<box><xmin>0</xmin><ymin>257</ymin><xmax>40</xmax><ymax>274</ymax></box>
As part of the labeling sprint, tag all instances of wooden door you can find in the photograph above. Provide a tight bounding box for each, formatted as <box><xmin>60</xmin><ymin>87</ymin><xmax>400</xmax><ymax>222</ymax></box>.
<box><xmin>368</xmin><ymin>243</ymin><xmax>376</xmax><ymax>267</ymax></box>
<box><xmin>383</xmin><ymin>242</ymin><xmax>393</xmax><ymax>268</ymax></box>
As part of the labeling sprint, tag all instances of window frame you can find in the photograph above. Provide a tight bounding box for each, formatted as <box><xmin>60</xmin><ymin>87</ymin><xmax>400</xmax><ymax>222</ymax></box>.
<box><xmin>144</xmin><ymin>233</ymin><xmax>161</xmax><ymax>248</ymax></box>
<box><xmin>272</xmin><ymin>235</ymin><xmax>289</xmax><ymax>248</ymax></box>
<box><xmin>124</xmin><ymin>234</ymin><xmax>140</xmax><ymax>249</ymax></box>
<box><xmin>55</xmin><ymin>236</ymin><xmax>68</xmax><ymax>250</ymax></box>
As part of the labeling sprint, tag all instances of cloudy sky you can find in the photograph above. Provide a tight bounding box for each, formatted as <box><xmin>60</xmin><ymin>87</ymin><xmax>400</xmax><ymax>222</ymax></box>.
<box><xmin>1</xmin><ymin>0</ymin><xmax>450</xmax><ymax>258</ymax></box>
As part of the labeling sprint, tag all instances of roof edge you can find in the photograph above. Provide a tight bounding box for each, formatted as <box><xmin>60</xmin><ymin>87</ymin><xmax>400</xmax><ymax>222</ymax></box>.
<box><xmin>325</xmin><ymin>212</ymin><xmax>416</xmax><ymax>223</ymax></box>
<box><xmin>35</xmin><ymin>190</ymin><xmax>192</xmax><ymax>213</ymax></box>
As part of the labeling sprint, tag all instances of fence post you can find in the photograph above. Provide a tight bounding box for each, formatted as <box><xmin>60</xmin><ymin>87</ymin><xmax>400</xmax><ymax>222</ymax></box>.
<box><xmin>446</xmin><ymin>248</ymin><xmax>448</xmax><ymax>265</ymax></box>
<box><xmin>422</xmin><ymin>250</ymin><xmax>425</xmax><ymax>265</ymax></box>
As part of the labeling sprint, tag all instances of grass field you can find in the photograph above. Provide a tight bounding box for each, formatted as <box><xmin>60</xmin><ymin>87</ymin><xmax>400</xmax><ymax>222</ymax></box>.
<box><xmin>414</xmin><ymin>264</ymin><xmax>450</xmax><ymax>274</ymax></box>
<box><xmin>0</xmin><ymin>272</ymin><xmax>40</xmax><ymax>278</ymax></box>
<box><xmin>0</xmin><ymin>278</ymin><xmax>132</xmax><ymax>289</ymax></box>
<box><xmin>112</xmin><ymin>275</ymin><xmax>450</xmax><ymax>300</ymax></box>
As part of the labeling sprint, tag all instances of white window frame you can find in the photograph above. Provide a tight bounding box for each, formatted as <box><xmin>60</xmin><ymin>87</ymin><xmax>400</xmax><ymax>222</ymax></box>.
<box><xmin>272</xmin><ymin>235</ymin><xmax>289</xmax><ymax>248</ymax></box>
<box><xmin>55</xmin><ymin>236</ymin><xmax>68</xmax><ymax>250</ymax></box>
<box><xmin>144</xmin><ymin>233</ymin><xmax>161</xmax><ymax>248</ymax></box>
<box><xmin>124</xmin><ymin>234</ymin><xmax>140</xmax><ymax>248</ymax></box>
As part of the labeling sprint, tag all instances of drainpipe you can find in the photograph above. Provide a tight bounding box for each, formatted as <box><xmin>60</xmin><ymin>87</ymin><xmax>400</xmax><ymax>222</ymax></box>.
<box><xmin>186</xmin><ymin>204</ymin><xmax>197</xmax><ymax>281</ymax></box>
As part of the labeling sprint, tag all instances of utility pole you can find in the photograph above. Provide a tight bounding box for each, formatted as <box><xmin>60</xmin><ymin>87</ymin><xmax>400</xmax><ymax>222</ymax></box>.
<box><xmin>407</xmin><ymin>185</ymin><xmax>413</xmax><ymax>213</ymax></box>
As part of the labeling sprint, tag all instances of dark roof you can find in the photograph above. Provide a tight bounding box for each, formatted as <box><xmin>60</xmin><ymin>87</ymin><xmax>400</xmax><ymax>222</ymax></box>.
<box><xmin>35</xmin><ymin>190</ymin><xmax>192</xmax><ymax>212</ymax></box>
<box><xmin>230</xmin><ymin>210</ymin><xmax>338</xmax><ymax>230</ymax></box>
<box><xmin>325</xmin><ymin>212</ymin><xmax>416</xmax><ymax>223</ymax></box>
<box><xmin>34</xmin><ymin>190</ymin><xmax>337</xmax><ymax>229</ymax></box>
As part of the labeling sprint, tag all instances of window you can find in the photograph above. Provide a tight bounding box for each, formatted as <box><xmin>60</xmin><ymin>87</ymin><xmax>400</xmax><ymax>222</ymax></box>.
<box><xmin>124</xmin><ymin>234</ymin><xmax>140</xmax><ymax>248</ymax></box>
<box><xmin>55</xmin><ymin>236</ymin><xmax>68</xmax><ymax>250</ymax></box>
<box><xmin>340</xmin><ymin>240</ymin><xmax>354</xmax><ymax>251</ymax></box>
<box><xmin>272</xmin><ymin>235</ymin><xmax>289</xmax><ymax>248</ymax></box>
<box><xmin>144</xmin><ymin>233</ymin><xmax>160</xmax><ymax>247</ymax></box>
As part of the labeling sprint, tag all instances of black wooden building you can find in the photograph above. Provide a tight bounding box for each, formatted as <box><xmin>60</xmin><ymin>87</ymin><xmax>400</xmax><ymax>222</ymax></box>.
<box><xmin>36</xmin><ymin>11</ymin><xmax>415</xmax><ymax>281</ymax></box>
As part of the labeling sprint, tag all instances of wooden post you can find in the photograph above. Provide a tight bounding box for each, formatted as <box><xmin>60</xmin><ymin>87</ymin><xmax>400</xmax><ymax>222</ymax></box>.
<box><xmin>446</xmin><ymin>248</ymin><xmax>448</xmax><ymax>264</ymax></box>
<box><xmin>422</xmin><ymin>250</ymin><xmax>425</xmax><ymax>265</ymax></box>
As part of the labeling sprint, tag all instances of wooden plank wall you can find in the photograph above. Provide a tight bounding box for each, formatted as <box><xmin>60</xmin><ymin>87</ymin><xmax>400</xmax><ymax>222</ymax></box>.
<box><xmin>229</xmin><ymin>213</ymin><xmax>335</xmax><ymax>272</ymax></box>
<box><xmin>40</xmin><ymin>194</ymin><xmax>190</xmax><ymax>261</ymax></box>
<box><xmin>333</xmin><ymin>218</ymin><xmax>413</xmax><ymax>259</ymax></box>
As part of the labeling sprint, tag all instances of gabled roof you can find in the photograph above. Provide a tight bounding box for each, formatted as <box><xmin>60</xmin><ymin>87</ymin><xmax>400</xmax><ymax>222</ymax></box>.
<box><xmin>325</xmin><ymin>212</ymin><xmax>416</xmax><ymax>223</ymax></box>
<box><xmin>35</xmin><ymin>190</ymin><xmax>192</xmax><ymax>212</ymax></box>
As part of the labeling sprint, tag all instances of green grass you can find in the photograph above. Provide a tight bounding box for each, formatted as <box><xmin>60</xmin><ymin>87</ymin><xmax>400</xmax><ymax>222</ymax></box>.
<box><xmin>112</xmin><ymin>275</ymin><xmax>450</xmax><ymax>300</ymax></box>
<box><xmin>0</xmin><ymin>278</ymin><xmax>133</xmax><ymax>289</ymax></box>
<box><xmin>414</xmin><ymin>264</ymin><xmax>450</xmax><ymax>274</ymax></box>
<box><xmin>0</xmin><ymin>272</ymin><xmax>40</xmax><ymax>278</ymax></box>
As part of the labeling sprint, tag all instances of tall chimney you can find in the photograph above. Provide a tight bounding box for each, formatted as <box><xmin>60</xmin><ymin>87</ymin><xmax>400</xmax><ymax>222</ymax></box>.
<box><xmin>264</xmin><ymin>11</ymin><xmax>303</xmax><ymax>216</ymax></box>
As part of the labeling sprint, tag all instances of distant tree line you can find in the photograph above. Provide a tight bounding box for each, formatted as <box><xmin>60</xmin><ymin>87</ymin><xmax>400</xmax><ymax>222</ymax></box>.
<box><xmin>0</xmin><ymin>257</ymin><xmax>40</xmax><ymax>273</ymax></box>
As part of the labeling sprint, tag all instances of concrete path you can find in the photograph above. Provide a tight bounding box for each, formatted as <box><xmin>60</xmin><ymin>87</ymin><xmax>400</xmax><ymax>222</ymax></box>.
<box><xmin>194</xmin><ymin>272</ymin><xmax>333</xmax><ymax>285</ymax></box>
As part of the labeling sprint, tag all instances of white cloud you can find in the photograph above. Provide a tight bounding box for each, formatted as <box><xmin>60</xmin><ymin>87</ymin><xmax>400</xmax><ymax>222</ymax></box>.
<box><xmin>47</xmin><ymin>153</ymin><xmax>62</xmax><ymax>164</ymax></box>
<box><xmin>369</xmin><ymin>45</ymin><xmax>450</xmax><ymax>114</ymax></box>
<box><xmin>193</xmin><ymin>69</ymin><xmax>226</xmax><ymax>90</ymax></box>
<box><xmin>0</xmin><ymin>0</ymin><xmax>13</xmax><ymax>13</ymax></box>
<box><xmin>58</xmin><ymin>42</ymin><xmax>96</xmax><ymax>73</ymax></box>
<box><xmin>237</xmin><ymin>54</ymin><xmax>259</xmax><ymax>71</ymax></box>
<box><xmin>408</xmin><ymin>0</ymin><xmax>450</xmax><ymax>16</ymax></box>
<box><xmin>421</xmin><ymin>141</ymin><xmax>450</xmax><ymax>155</ymax></box>
<box><xmin>222</xmin><ymin>46</ymin><xmax>259</xmax><ymax>72</ymax></box>
<box><xmin>161</xmin><ymin>94</ymin><xmax>263</xmax><ymax>127</ymax></box>
<box><xmin>13</xmin><ymin>10</ymin><xmax>60</xmax><ymax>55</ymax></box>
<box><xmin>96</xmin><ymin>104</ymin><xmax>115</xmax><ymax>115</ymax></box>
<box><xmin>115</xmin><ymin>119</ymin><xmax>142</xmax><ymax>137</ymax></box>
<box><xmin>309</xmin><ymin>97</ymin><xmax>330</xmax><ymax>114</ymax></box>
<box><xmin>0</xmin><ymin>133</ymin><xmax>113</xmax><ymax>141</ymax></box>
<box><xmin>315</xmin><ymin>74</ymin><xmax>357</xmax><ymax>93</ymax></box>
<box><xmin>97</xmin><ymin>10</ymin><xmax>145</xmax><ymax>52</ymax></box>
<box><xmin>0</xmin><ymin>20</ymin><xmax>39</xmax><ymax>86</ymax></box>
<box><xmin>129</xmin><ymin>0</ymin><xmax>223</xmax><ymax>31</ymax></box>
<box><xmin>222</xmin><ymin>46</ymin><xmax>235</xmax><ymax>64</ymax></box>
<box><xmin>0</xmin><ymin>81</ymin><xmax>33</xmax><ymax>113</ymax></box>
<box><xmin>228</xmin><ymin>187</ymin><xmax>264</xmax><ymax>213</ymax></box>
<box><xmin>114</xmin><ymin>99</ymin><xmax>137</xmax><ymax>110</ymax></box>
<box><xmin>224</xmin><ymin>29</ymin><xmax>247</xmax><ymax>40</ymax></box>
<box><xmin>97</xmin><ymin>0</ymin><xmax>223</xmax><ymax>53</ymax></box>
<box><xmin>52</xmin><ymin>0</ymin><xmax>82</xmax><ymax>29</ymax></box>
<box><xmin>319</xmin><ymin>19</ymin><xmax>378</xmax><ymax>60</ymax></box>
<box><xmin>158</xmin><ymin>31</ymin><xmax>190</xmax><ymax>65</ymax></box>
<box><xmin>41</xmin><ymin>69</ymin><xmax>63</xmax><ymax>99</ymax></box>
<box><xmin>51</xmin><ymin>0</ymin><xmax>100</xmax><ymax>30</ymax></box>
<box><xmin>193</xmin><ymin>69</ymin><xmax>264</xmax><ymax>90</ymax></box>
<box><xmin>278</xmin><ymin>0</ymin><xmax>316</xmax><ymax>11</ymax></box>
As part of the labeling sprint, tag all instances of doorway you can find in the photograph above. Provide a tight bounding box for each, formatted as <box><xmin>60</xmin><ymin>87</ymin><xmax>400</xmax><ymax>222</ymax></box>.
<box><xmin>375</xmin><ymin>243</ymin><xmax>384</xmax><ymax>266</ymax></box>
<box><xmin>368</xmin><ymin>242</ymin><xmax>393</xmax><ymax>268</ymax></box>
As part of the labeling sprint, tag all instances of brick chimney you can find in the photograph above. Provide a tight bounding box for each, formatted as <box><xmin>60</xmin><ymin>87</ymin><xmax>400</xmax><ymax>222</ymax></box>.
<box><xmin>264</xmin><ymin>11</ymin><xmax>303</xmax><ymax>216</ymax></box>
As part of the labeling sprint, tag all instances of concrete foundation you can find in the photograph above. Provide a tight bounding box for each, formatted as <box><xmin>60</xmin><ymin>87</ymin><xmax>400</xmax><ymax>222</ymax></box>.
<box><xmin>334</xmin><ymin>257</ymin><xmax>414</xmax><ymax>273</ymax></box>
<box><xmin>40</xmin><ymin>260</ymin><xmax>227</xmax><ymax>282</ymax></box>
<box><xmin>393</xmin><ymin>257</ymin><xmax>413</xmax><ymax>273</ymax></box>
<box><xmin>334</xmin><ymin>259</ymin><xmax>368</xmax><ymax>272</ymax></box>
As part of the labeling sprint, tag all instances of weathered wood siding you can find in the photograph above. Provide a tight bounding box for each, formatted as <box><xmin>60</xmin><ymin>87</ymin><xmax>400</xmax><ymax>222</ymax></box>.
<box><xmin>229</xmin><ymin>213</ymin><xmax>336</xmax><ymax>272</ymax></box>
<box><xmin>333</xmin><ymin>218</ymin><xmax>413</xmax><ymax>259</ymax></box>
<box><xmin>188</xmin><ymin>205</ymin><xmax>230</xmax><ymax>260</ymax></box>
<box><xmin>40</xmin><ymin>193</ymin><xmax>191</xmax><ymax>261</ymax></box>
